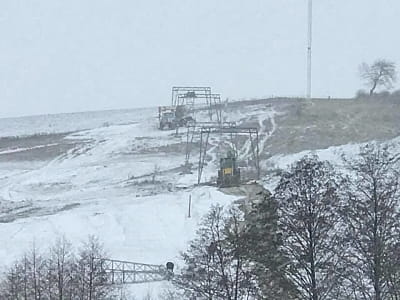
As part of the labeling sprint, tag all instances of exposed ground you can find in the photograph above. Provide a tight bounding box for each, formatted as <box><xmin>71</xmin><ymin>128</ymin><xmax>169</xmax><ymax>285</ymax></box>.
<box><xmin>1</xmin><ymin>98</ymin><xmax>399</xmax><ymax>225</ymax></box>
<box><xmin>228</xmin><ymin>97</ymin><xmax>400</xmax><ymax>156</ymax></box>
<box><xmin>0</xmin><ymin>97</ymin><xmax>399</xmax><ymax>298</ymax></box>
<box><xmin>0</xmin><ymin>133</ymin><xmax>83</xmax><ymax>162</ymax></box>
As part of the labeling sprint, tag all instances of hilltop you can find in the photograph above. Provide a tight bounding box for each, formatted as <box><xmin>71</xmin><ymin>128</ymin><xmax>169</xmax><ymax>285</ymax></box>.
<box><xmin>0</xmin><ymin>97</ymin><xmax>399</xmax><ymax>297</ymax></box>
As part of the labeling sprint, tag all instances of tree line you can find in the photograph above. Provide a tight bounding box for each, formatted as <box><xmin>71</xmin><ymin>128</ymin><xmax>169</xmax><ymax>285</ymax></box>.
<box><xmin>174</xmin><ymin>144</ymin><xmax>400</xmax><ymax>300</ymax></box>
<box><xmin>0</xmin><ymin>236</ymin><xmax>115</xmax><ymax>300</ymax></box>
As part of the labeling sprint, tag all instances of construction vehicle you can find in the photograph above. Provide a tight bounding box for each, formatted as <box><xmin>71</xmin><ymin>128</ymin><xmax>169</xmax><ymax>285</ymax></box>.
<box><xmin>217</xmin><ymin>151</ymin><xmax>241</xmax><ymax>187</ymax></box>
<box><xmin>158</xmin><ymin>105</ymin><xmax>194</xmax><ymax>130</ymax></box>
<box><xmin>159</xmin><ymin>106</ymin><xmax>177</xmax><ymax>130</ymax></box>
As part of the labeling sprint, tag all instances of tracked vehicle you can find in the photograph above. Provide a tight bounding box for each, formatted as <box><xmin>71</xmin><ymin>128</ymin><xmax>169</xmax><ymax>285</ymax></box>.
<box><xmin>217</xmin><ymin>151</ymin><xmax>240</xmax><ymax>187</ymax></box>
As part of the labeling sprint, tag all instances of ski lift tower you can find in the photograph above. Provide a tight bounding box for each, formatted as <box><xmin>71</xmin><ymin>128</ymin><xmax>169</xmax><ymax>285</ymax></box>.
<box><xmin>183</xmin><ymin>122</ymin><xmax>260</xmax><ymax>185</ymax></box>
<box><xmin>171</xmin><ymin>87</ymin><xmax>222</xmax><ymax>122</ymax></box>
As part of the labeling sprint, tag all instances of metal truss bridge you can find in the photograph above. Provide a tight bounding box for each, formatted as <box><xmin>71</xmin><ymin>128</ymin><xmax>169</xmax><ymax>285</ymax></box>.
<box><xmin>98</xmin><ymin>258</ymin><xmax>171</xmax><ymax>285</ymax></box>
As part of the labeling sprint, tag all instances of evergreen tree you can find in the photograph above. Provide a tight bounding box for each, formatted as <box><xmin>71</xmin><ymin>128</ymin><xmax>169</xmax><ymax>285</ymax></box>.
<box><xmin>243</xmin><ymin>189</ymin><xmax>297</xmax><ymax>299</ymax></box>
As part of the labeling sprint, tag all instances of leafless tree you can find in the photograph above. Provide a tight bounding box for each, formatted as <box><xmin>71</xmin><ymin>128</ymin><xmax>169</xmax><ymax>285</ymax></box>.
<box><xmin>0</xmin><ymin>244</ymin><xmax>46</xmax><ymax>300</ymax></box>
<box><xmin>47</xmin><ymin>236</ymin><xmax>75</xmax><ymax>299</ymax></box>
<box><xmin>341</xmin><ymin>144</ymin><xmax>400</xmax><ymax>300</ymax></box>
<box><xmin>0</xmin><ymin>236</ymin><xmax>114</xmax><ymax>300</ymax></box>
<box><xmin>75</xmin><ymin>235</ymin><xmax>110</xmax><ymax>300</ymax></box>
<box><xmin>359</xmin><ymin>59</ymin><xmax>397</xmax><ymax>95</ymax></box>
<box><xmin>275</xmin><ymin>155</ymin><xmax>347</xmax><ymax>300</ymax></box>
<box><xmin>174</xmin><ymin>205</ymin><xmax>257</xmax><ymax>300</ymax></box>
<box><xmin>27</xmin><ymin>244</ymin><xmax>46</xmax><ymax>300</ymax></box>
<box><xmin>0</xmin><ymin>261</ymin><xmax>24</xmax><ymax>299</ymax></box>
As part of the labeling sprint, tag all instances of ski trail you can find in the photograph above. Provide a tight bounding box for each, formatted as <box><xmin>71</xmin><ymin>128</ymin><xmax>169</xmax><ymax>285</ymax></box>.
<box><xmin>236</xmin><ymin>108</ymin><xmax>277</xmax><ymax>160</ymax></box>
<box><xmin>257</xmin><ymin>108</ymin><xmax>277</xmax><ymax>155</ymax></box>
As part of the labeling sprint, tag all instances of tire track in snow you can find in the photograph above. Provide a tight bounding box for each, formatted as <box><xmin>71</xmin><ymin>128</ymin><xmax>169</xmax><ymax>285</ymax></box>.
<box><xmin>257</xmin><ymin>108</ymin><xmax>277</xmax><ymax>155</ymax></box>
<box><xmin>237</xmin><ymin>108</ymin><xmax>277</xmax><ymax>160</ymax></box>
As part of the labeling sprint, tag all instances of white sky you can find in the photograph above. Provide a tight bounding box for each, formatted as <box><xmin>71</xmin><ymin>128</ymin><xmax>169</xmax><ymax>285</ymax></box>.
<box><xmin>1</xmin><ymin>0</ymin><xmax>399</xmax><ymax>118</ymax></box>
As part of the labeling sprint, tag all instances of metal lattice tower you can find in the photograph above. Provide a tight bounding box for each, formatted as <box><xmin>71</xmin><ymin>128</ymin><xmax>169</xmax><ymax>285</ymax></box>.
<box><xmin>171</xmin><ymin>87</ymin><xmax>222</xmax><ymax>122</ymax></box>
<box><xmin>183</xmin><ymin>122</ymin><xmax>260</xmax><ymax>184</ymax></box>
<box><xmin>97</xmin><ymin>258</ymin><xmax>169</xmax><ymax>285</ymax></box>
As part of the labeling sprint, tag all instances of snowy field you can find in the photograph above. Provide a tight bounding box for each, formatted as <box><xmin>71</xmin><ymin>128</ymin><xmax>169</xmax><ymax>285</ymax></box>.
<box><xmin>0</xmin><ymin>108</ymin><xmax>155</xmax><ymax>138</ymax></box>
<box><xmin>1</xmin><ymin>101</ymin><xmax>399</xmax><ymax>298</ymax></box>
<box><xmin>0</xmin><ymin>104</ymin><xmax>276</xmax><ymax>298</ymax></box>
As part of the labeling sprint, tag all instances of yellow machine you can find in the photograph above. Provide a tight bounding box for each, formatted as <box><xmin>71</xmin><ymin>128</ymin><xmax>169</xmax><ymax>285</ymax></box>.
<box><xmin>217</xmin><ymin>151</ymin><xmax>240</xmax><ymax>187</ymax></box>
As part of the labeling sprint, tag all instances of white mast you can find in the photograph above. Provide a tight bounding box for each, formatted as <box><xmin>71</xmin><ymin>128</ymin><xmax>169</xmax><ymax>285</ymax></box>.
<box><xmin>307</xmin><ymin>0</ymin><xmax>312</xmax><ymax>100</ymax></box>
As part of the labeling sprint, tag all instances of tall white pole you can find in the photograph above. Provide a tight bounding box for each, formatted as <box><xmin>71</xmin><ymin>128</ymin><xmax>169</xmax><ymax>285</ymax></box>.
<box><xmin>307</xmin><ymin>0</ymin><xmax>312</xmax><ymax>100</ymax></box>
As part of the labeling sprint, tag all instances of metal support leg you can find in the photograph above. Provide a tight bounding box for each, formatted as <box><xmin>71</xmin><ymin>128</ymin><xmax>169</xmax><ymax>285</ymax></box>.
<box><xmin>198</xmin><ymin>131</ymin><xmax>203</xmax><ymax>184</ymax></box>
<box><xmin>198</xmin><ymin>130</ymin><xmax>210</xmax><ymax>184</ymax></box>
<box><xmin>256</xmin><ymin>129</ymin><xmax>260</xmax><ymax>179</ymax></box>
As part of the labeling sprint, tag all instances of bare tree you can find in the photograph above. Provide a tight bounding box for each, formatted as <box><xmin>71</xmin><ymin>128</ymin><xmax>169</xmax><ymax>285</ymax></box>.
<box><xmin>384</xmin><ymin>239</ymin><xmax>400</xmax><ymax>300</ymax></box>
<box><xmin>47</xmin><ymin>236</ymin><xmax>75</xmax><ymax>300</ymax></box>
<box><xmin>174</xmin><ymin>205</ymin><xmax>224</xmax><ymax>299</ymax></box>
<box><xmin>0</xmin><ymin>244</ymin><xmax>46</xmax><ymax>300</ymax></box>
<box><xmin>275</xmin><ymin>155</ymin><xmax>347</xmax><ymax>300</ymax></box>
<box><xmin>359</xmin><ymin>59</ymin><xmax>397</xmax><ymax>95</ymax></box>
<box><xmin>0</xmin><ymin>236</ymin><xmax>114</xmax><ymax>300</ymax></box>
<box><xmin>224</xmin><ymin>206</ymin><xmax>259</xmax><ymax>300</ymax></box>
<box><xmin>174</xmin><ymin>205</ymin><xmax>257</xmax><ymax>300</ymax></box>
<box><xmin>27</xmin><ymin>244</ymin><xmax>46</xmax><ymax>300</ymax></box>
<box><xmin>341</xmin><ymin>144</ymin><xmax>400</xmax><ymax>300</ymax></box>
<box><xmin>159</xmin><ymin>285</ymin><xmax>184</xmax><ymax>300</ymax></box>
<box><xmin>0</xmin><ymin>261</ymin><xmax>24</xmax><ymax>300</ymax></box>
<box><xmin>75</xmin><ymin>235</ymin><xmax>110</xmax><ymax>300</ymax></box>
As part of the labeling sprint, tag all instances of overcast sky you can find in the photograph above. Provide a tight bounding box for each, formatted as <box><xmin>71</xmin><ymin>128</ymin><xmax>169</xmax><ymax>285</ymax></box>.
<box><xmin>1</xmin><ymin>0</ymin><xmax>399</xmax><ymax>118</ymax></box>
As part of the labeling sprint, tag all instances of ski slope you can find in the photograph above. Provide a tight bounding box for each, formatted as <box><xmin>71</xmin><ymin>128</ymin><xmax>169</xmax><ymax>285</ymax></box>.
<box><xmin>0</xmin><ymin>100</ymin><xmax>399</xmax><ymax>298</ymax></box>
<box><xmin>0</xmin><ymin>105</ymin><xmax>267</xmax><ymax>297</ymax></box>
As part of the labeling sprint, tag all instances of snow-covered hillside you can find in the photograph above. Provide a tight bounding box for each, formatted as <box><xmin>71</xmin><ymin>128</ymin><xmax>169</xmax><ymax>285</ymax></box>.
<box><xmin>0</xmin><ymin>102</ymin><xmax>277</xmax><ymax>297</ymax></box>
<box><xmin>0</xmin><ymin>98</ymin><xmax>399</xmax><ymax>298</ymax></box>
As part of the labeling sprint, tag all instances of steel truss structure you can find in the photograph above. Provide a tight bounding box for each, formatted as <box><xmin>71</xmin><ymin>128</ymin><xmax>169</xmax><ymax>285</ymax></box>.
<box><xmin>184</xmin><ymin>122</ymin><xmax>234</xmax><ymax>167</ymax></box>
<box><xmin>171</xmin><ymin>87</ymin><xmax>222</xmax><ymax>122</ymax></box>
<box><xmin>97</xmin><ymin>258</ymin><xmax>168</xmax><ymax>285</ymax></box>
<box><xmin>184</xmin><ymin>123</ymin><xmax>260</xmax><ymax>184</ymax></box>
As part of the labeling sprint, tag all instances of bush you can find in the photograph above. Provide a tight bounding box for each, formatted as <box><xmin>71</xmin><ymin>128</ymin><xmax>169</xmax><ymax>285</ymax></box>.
<box><xmin>355</xmin><ymin>89</ymin><xmax>369</xmax><ymax>99</ymax></box>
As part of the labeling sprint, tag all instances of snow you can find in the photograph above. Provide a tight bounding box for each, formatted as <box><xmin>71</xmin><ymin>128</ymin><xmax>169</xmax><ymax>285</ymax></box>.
<box><xmin>0</xmin><ymin>186</ymin><xmax>235</xmax><ymax>265</ymax></box>
<box><xmin>0</xmin><ymin>108</ymin><xmax>155</xmax><ymax>138</ymax></box>
<box><xmin>1</xmin><ymin>104</ymin><xmax>399</xmax><ymax>298</ymax></box>
<box><xmin>262</xmin><ymin>136</ymin><xmax>400</xmax><ymax>192</ymax></box>
<box><xmin>0</xmin><ymin>107</ymin><xmax>242</xmax><ymax>298</ymax></box>
<box><xmin>269</xmin><ymin>136</ymin><xmax>400</xmax><ymax>171</ymax></box>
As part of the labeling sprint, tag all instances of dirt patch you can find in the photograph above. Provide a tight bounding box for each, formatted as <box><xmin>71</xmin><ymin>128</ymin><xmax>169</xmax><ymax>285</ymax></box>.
<box><xmin>0</xmin><ymin>201</ymin><xmax>81</xmax><ymax>223</ymax></box>
<box><xmin>0</xmin><ymin>132</ymin><xmax>72</xmax><ymax>150</ymax></box>
<box><xmin>145</xmin><ymin>142</ymin><xmax>191</xmax><ymax>154</ymax></box>
<box><xmin>0</xmin><ymin>132</ymin><xmax>84</xmax><ymax>162</ymax></box>
<box><xmin>251</xmin><ymin>98</ymin><xmax>400</xmax><ymax>157</ymax></box>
